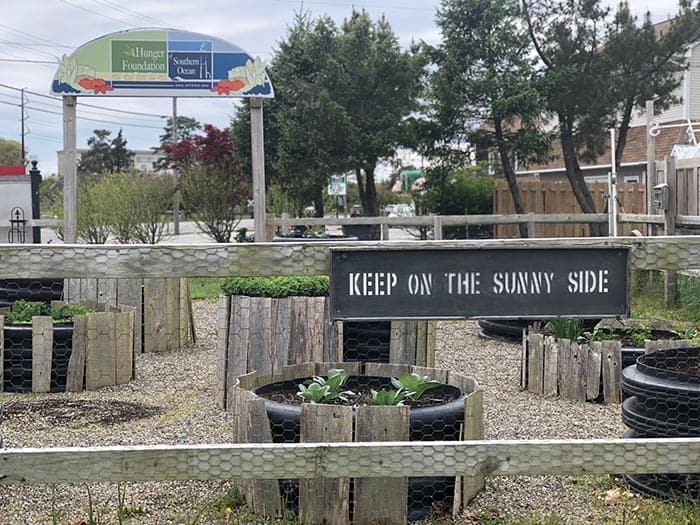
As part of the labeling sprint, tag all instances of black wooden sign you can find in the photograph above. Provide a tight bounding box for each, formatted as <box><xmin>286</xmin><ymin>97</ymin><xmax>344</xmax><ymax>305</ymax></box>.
<box><xmin>330</xmin><ymin>246</ymin><xmax>629</xmax><ymax>320</ymax></box>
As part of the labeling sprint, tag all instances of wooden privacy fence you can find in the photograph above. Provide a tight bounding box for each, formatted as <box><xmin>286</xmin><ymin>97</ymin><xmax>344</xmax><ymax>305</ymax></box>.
<box><xmin>216</xmin><ymin>295</ymin><xmax>435</xmax><ymax>409</ymax></box>
<box><xmin>64</xmin><ymin>277</ymin><xmax>192</xmax><ymax>353</ymax></box>
<box><xmin>493</xmin><ymin>180</ymin><xmax>646</xmax><ymax>238</ymax></box>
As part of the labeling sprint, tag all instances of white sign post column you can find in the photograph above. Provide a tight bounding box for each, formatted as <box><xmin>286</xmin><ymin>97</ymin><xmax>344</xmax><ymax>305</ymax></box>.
<box><xmin>62</xmin><ymin>95</ymin><xmax>78</xmax><ymax>244</ymax></box>
<box><xmin>250</xmin><ymin>98</ymin><xmax>267</xmax><ymax>242</ymax></box>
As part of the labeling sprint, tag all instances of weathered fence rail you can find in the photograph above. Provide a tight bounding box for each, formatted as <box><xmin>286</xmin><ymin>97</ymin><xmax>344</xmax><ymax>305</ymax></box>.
<box><xmin>1</xmin><ymin>439</ymin><xmax>699</xmax><ymax>485</ymax></box>
<box><xmin>1</xmin><ymin>236</ymin><xmax>700</xmax><ymax>279</ymax></box>
<box><xmin>270</xmin><ymin>212</ymin><xmax>698</xmax><ymax>239</ymax></box>
<box><xmin>0</xmin><ymin>237</ymin><xmax>699</xmax><ymax>494</ymax></box>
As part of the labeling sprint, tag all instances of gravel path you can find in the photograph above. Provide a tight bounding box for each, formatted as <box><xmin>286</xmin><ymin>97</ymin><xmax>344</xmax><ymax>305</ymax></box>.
<box><xmin>0</xmin><ymin>301</ymin><xmax>626</xmax><ymax>524</ymax></box>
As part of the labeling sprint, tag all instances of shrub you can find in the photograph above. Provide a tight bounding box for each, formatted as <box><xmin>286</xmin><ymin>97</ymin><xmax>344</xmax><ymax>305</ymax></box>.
<box><xmin>219</xmin><ymin>276</ymin><xmax>329</xmax><ymax>298</ymax></box>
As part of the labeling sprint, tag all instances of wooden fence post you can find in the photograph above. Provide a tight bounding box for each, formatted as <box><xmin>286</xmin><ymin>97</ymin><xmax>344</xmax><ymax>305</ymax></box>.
<box><xmin>664</xmin><ymin>155</ymin><xmax>678</xmax><ymax>307</ymax></box>
<box><xmin>31</xmin><ymin>316</ymin><xmax>53</xmax><ymax>393</ymax></box>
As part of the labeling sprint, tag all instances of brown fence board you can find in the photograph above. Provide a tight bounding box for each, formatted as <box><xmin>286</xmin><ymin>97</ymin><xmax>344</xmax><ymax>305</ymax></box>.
<box><xmin>300</xmin><ymin>403</ymin><xmax>352</xmax><ymax>525</ymax></box>
<box><xmin>354</xmin><ymin>405</ymin><xmax>409</xmax><ymax>525</ymax></box>
<box><xmin>216</xmin><ymin>296</ymin><xmax>231</xmax><ymax>409</ymax></box>
<box><xmin>86</xmin><ymin>312</ymin><xmax>116</xmax><ymax>390</ymax></box>
<box><xmin>114</xmin><ymin>309</ymin><xmax>134</xmax><ymax>385</ymax></box>
<box><xmin>543</xmin><ymin>336</ymin><xmax>559</xmax><ymax>398</ymax></box>
<box><xmin>31</xmin><ymin>316</ymin><xmax>53</xmax><ymax>393</ymax></box>
<box><xmin>586</xmin><ymin>342</ymin><xmax>602</xmax><ymax>401</ymax></box>
<box><xmin>271</xmin><ymin>298</ymin><xmax>291</xmax><ymax>374</ymax></box>
<box><xmin>601</xmin><ymin>341</ymin><xmax>622</xmax><ymax>404</ymax></box>
<box><xmin>247</xmin><ymin>397</ymin><xmax>282</xmax><ymax>516</ymax></box>
<box><xmin>66</xmin><ymin>315</ymin><xmax>87</xmax><ymax>392</ymax></box>
<box><xmin>248</xmin><ymin>297</ymin><xmax>272</xmax><ymax>375</ymax></box>
<box><xmin>526</xmin><ymin>334</ymin><xmax>544</xmax><ymax>395</ymax></box>
<box><xmin>493</xmin><ymin>181</ymin><xmax>646</xmax><ymax>238</ymax></box>
<box><xmin>462</xmin><ymin>389</ymin><xmax>485</xmax><ymax>505</ymax></box>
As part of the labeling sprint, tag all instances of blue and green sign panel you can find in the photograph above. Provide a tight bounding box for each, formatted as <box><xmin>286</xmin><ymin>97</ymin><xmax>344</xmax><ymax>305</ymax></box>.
<box><xmin>51</xmin><ymin>29</ymin><xmax>273</xmax><ymax>97</ymax></box>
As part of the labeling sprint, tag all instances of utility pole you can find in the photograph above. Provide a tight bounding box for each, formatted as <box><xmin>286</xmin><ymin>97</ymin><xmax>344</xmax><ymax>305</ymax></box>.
<box><xmin>20</xmin><ymin>88</ymin><xmax>26</xmax><ymax>163</ymax></box>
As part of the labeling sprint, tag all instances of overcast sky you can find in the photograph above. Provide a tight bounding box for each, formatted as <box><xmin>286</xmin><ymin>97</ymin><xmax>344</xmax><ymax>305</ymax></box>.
<box><xmin>0</xmin><ymin>0</ymin><xmax>682</xmax><ymax>175</ymax></box>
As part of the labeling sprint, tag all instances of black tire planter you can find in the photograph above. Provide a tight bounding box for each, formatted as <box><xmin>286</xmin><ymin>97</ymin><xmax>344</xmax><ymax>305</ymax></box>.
<box><xmin>623</xmin><ymin>430</ymin><xmax>700</xmax><ymax>500</ymax></box>
<box><xmin>480</xmin><ymin>318</ymin><xmax>601</xmax><ymax>343</ymax></box>
<box><xmin>342</xmin><ymin>321</ymin><xmax>391</xmax><ymax>363</ymax></box>
<box><xmin>620</xmin><ymin>330</ymin><xmax>683</xmax><ymax>370</ymax></box>
<box><xmin>253</xmin><ymin>375</ymin><xmax>466</xmax><ymax>521</ymax></box>
<box><xmin>0</xmin><ymin>278</ymin><xmax>64</xmax><ymax>304</ymax></box>
<box><xmin>621</xmin><ymin>347</ymin><xmax>700</xmax><ymax>500</ymax></box>
<box><xmin>2</xmin><ymin>323</ymin><xmax>73</xmax><ymax>393</ymax></box>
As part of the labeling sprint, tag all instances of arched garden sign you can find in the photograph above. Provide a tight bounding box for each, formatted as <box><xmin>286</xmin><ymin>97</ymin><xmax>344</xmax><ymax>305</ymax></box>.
<box><xmin>51</xmin><ymin>28</ymin><xmax>274</xmax><ymax>242</ymax></box>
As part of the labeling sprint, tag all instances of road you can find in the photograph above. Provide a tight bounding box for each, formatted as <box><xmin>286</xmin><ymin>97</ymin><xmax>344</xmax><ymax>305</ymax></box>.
<box><xmin>40</xmin><ymin>218</ymin><xmax>416</xmax><ymax>244</ymax></box>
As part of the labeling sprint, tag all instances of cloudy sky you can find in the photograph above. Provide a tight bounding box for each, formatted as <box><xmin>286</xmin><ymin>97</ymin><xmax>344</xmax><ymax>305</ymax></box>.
<box><xmin>0</xmin><ymin>0</ymin><xmax>682</xmax><ymax>175</ymax></box>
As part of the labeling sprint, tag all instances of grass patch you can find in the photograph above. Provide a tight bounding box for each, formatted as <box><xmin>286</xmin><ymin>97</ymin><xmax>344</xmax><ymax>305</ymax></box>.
<box><xmin>631</xmin><ymin>271</ymin><xmax>700</xmax><ymax>325</ymax></box>
<box><xmin>188</xmin><ymin>278</ymin><xmax>223</xmax><ymax>300</ymax></box>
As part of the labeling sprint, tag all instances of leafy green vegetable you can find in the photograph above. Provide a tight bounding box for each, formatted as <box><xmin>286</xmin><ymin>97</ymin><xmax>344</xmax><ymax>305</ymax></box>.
<box><xmin>365</xmin><ymin>388</ymin><xmax>408</xmax><ymax>406</ymax></box>
<box><xmin>297</xmin><ymin>368</ymin><xmax>354</xmax><ymax>403</ymax></box>
<box><xmin>391</xmin><ymin>372</ymin><xmax>443</xmax><ymax>400</ymax></box>
<box><xmin>5</xmin><ymin>300</ymin><xmax>94</xmax><ymax>325</ymax></box>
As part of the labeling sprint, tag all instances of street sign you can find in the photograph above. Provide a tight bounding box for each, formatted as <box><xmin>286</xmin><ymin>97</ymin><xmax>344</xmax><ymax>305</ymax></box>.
<box><xmin>51</xmin><ymin>29</ymin><xmax>274</xmax><ymax>98</ymax></box>
<box><xmin>328</xmin><ymin>174</ymin><xmax>347</xmax><ymax>196</ymax></box>
<box><xmin>330</xmin><ymin>246</ymin><xmax>630</xmax><ymax>320</ymax></box>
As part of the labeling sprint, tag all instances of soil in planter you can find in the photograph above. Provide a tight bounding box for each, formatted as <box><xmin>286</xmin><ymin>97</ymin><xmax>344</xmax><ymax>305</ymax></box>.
<box><xmin>257</xmin><ymin>376</ymin><xmax>459</xmax><ymax>409</ymax></box>
<box><xmin>253</xmin><ymin>375</ymin><xmax>465</xmax><ymax>521</ymax></box>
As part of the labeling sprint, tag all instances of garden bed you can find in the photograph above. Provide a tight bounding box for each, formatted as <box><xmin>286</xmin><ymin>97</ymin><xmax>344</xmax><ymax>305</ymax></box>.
<box><xmin>231</xmin><ymin>361</ymin><xmax>483</xmax><ymax>523</ymax></box>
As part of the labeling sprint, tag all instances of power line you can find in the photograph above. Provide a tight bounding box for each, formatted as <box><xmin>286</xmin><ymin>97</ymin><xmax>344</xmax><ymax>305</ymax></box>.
<box><xmin>27</xmin><ymin>106</ymin><xmax>164</xmax><ymax>129</ymax></box>
<box><xmin>0</xmin><ymin>58</ymin><xmax>56</xmax><ymax>64</ymax></box>
<box><xmin>88</xmin><ymin>0</ymin><xmax>171</xmax><ymax>27</ymax></box>
<box><xmin>0</xmin><ymin>83</ymin><xmax>169</xmax><ymax>119</ymax></box>
<box><xmin>58</xmin><ymin>0</ymin><xmax>139</xmax><ymax>27</ymax></box>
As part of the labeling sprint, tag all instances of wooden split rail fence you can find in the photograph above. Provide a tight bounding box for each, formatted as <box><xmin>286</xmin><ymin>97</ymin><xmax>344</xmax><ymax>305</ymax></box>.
<box><xmin>1</xmin><ymin>238</ymin><xmax>700</xmax><ymax>492</ymax></box>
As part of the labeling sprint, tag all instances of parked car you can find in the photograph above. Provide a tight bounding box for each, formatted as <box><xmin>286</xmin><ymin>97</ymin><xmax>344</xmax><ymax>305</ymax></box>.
<box><xmin>388</xmin><ymin>203</ymin><xmax>414</xmax><ymax>217</ymax></box>
<box><xmin>350</xmin><ymin>204</ymin><xmax>364</xmax><ymax>217</ymax></box>
<box><xmin>383</xmin><ymin>204</ymin><xmax>397</xmax><ymax>216</ymax></box>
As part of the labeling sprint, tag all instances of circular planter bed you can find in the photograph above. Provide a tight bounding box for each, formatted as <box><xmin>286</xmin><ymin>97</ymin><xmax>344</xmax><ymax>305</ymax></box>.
<box><xmin>2</xmin><ymin>323</ymin><xmax>73</xmax><ymax>393</ymax></box>
<box><xmin>231</xmin><ymin>362</ymin><xmax>482</xmax><ymax>522</ymax></box>
<box><xmin>256</xmin><ymin>375</ymin><xmax>465</xmax><ymax>520</ymax></box>
<box><xmin>621</xmin><ymin>347</ymin><xmax>700</xmax><ymax>499</ymax></box>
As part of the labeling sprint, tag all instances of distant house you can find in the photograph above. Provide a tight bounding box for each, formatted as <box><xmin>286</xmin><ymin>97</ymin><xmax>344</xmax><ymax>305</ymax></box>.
<box><xmin>57</xmin><ymin>149</ymin><xmax>169</xmax><ymax>175</ymax></box>
<box><xmin>517</xmin><ymin>19</ymin><xmax>700</xmax><ymax>188</ymax></box>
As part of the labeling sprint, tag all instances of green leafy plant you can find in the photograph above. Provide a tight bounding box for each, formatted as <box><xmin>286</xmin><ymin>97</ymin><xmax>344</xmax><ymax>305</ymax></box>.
<box><xmin>297</xmin><ymin>368</ymin><xmax>354</xmax><ymax>404</ymax></box>
<box><xmin>547</xmin><ymin>318</ymin><xmax>585</xmax><ymax>341</ymax></box>
<box><xmin>391</xmin><ymin>372</ymin><xmax>443</xmax><ymax>400</ymax></box>
<box><xmin>220</xmin><ymin>276</ymin><xmax>329</xmax><ymax>298</ymax></box>
<box><xmin>5</xmin><ymin>300</ymin><xmax>94</xmax><ymax>325</ymax></box>
<box><xmin>583</xmin><ymin>324</ymin><xmax>654</xmax><ymax>347</ymax></box>
<box><xmin>365</xmin><ymin>388</ymin><xmax>408</xmax><ymax>406</ymax></box>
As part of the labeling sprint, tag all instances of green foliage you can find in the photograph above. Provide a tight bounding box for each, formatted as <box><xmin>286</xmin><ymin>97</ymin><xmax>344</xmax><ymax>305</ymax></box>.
<box><xmin>178</xmin><ymin>125</ymin><xmax>248</xmax><ymax>243</ymax></box>
<box><xmin>297</xmin><ymin>369</ymin><xmax>353</xmax><ymax>403</ymax></box>
<box><xmin>583</xmin><ymin>325</ymin><xmax>653</xmax><ymax>347</ymax></box>
<box><xmin>429</xmin><ymin>0</ymin><xmax>551</xmax><ymax>235</ymax></box>
<box><xmin>391</xmin><ymin>372</ymin><xmax>443</xmax><ymax>400</ymax></box>
<box><xmin>365</xmin><ymin>388</ymin><xmax>408</xmax><ymax>406</ymax></box>
<box><xmin>547</xmin><ymin>319</ymin><xmax>585</xmax><ymax>341</ymax></box>
<box><xmin>0</xmin><ymin>137</ymin><xmax>23</xmax><ymax>165</ymax></box>
<box><xmin>219</xmin><ymin>276</ymin><xmax>329</xmax><ymax>298</ymax></box>
<box><xmin>78</xmin><ymin>129</ymin><xmax>134</xmax><ymax>175</ymax></box>
<box><xmin>421</xmin><ymin>165</ymin><xmax>494</xmax><ymax>238</ymax></box>
<box><xmin>47</xmin><ymin>172</ymin><xmax>173</xmax><ymax>244</ymax></box>
<box><xmin>6</xmin><ymin>300</ymin><xmax>94</xmax><ymax>324</ymax></box>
